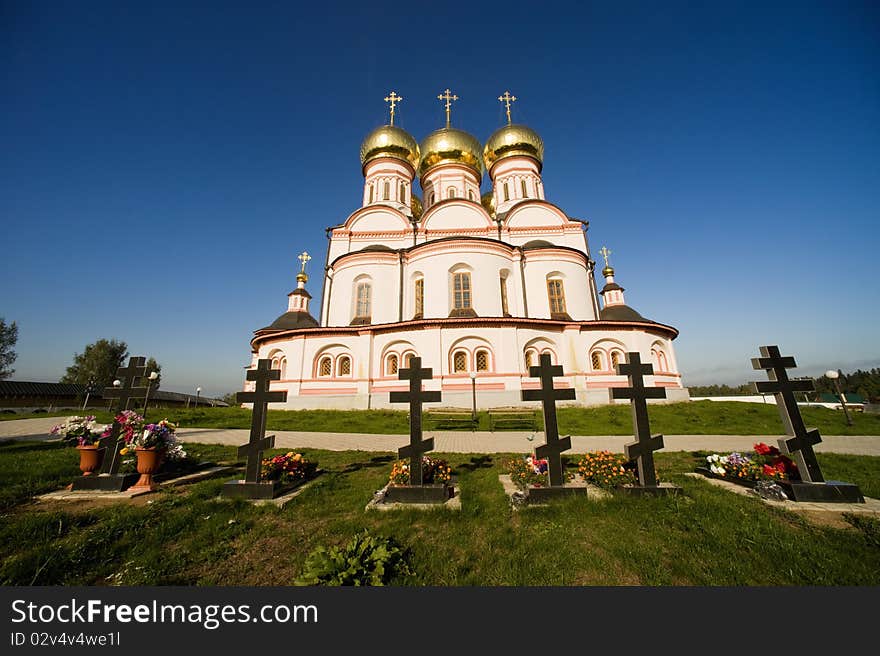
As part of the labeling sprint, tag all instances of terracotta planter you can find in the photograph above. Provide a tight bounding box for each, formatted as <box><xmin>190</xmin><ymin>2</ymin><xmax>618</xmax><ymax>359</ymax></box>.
<box><xmin>131</xmin><ymin>447</ymin><xmax>166</xmax><ymax>491</ymax></box>
<box><xmin>76</xmin><ymin>445</ymin><xmax>103</xmax><ymax>476</ymax></box>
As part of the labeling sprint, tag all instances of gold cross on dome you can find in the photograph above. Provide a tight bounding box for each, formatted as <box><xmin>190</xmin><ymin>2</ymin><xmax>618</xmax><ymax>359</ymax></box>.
<box><xmin>298</xmin><ymin>251</ymin><xmax>311</xmax><ymax>273</ymax></box>
<box><xmin>599</xmin><ymin>246</ymin><xmax>612</xmax><ymax>268</ymax></box>
<box><xmin>498</xmin><ymin>91</ymin><xmax>517</xmax><ymax>124</ymax></box>
<box><xmin>437</xmin><ymin>88</ymin><xmax>458</xmax><ymax>127</ymax></box>
<box><xmin>384</xmin><ymin>91</ymin><xmax>402</xmax><ymax>126</ymax></box>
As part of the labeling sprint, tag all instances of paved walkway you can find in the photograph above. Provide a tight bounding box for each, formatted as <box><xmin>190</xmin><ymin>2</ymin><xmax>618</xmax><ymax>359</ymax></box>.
<box><xmin>2</xmin><ymin>418</ymin><xmax>878</xmax><ymax>455</ymax></box>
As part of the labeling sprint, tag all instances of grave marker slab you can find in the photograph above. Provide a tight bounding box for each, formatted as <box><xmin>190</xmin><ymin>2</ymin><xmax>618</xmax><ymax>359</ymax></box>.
<box><xmin>751</xmin><ymin>345</ymin><xmax>863</xmax><ymax>503</ymax></box>
<box><xmin>612</xmin><ymin>352</ymin><xmax>679</xmax><ymax>496</ymax></box>
<box><xmin>222</xmin><ymin>359</ymin><xmax>289</xmax><ymax>499</ymax></box>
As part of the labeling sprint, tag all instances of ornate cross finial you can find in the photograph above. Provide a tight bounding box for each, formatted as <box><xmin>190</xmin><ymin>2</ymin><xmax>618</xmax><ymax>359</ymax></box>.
<box><xmin>599</xmin><ymin>246</ymin><xmax>612</xmax><ymax>268</ymax></box>
<box><xmin>437</xmin><ymin>88</ymin><xmax>458</xmax><ymax>128</ymax></box>
<box><xmin>498</xmin><ymin>90</ymin><xmax>517</xmax><ymax>124</ymax></box>
<box><xmin>384</xmin><ymin>91</ymin><xmax>402</xmax><ymax>126</ymax></box>
<box><xmin>298</xmin><ymin>251</ymin><xmax>311</xmax><ymax>274</ymax></box>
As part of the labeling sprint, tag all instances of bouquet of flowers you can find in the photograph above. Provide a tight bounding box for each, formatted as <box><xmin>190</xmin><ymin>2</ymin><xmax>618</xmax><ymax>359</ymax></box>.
<box><xmin>388</xmin><ymin>455</ymin><xmax>452</xmax><ymax>486</ymax></box>
<box><xmin>577</xmin><ymin>450</ymin><xmax>638</xmax><ymax>489</ymax></box>
<box><xmin>261</xmin><ymin>451</ymin><xmax>317</xmax><ymax>484</ymax></box>
<box><xmin>50</xmin><ymin>415</ymin><xmax>109</xmax><ymax>447</ymax></box>
<box><xmin>118</xmin><ymin>418</ymin><xmax>186</xmax><ymax>461</ymax></box>
<box><xmin>504</xmin><ymin>453</ymin><xmax>572</xmax><ymax>489</ymax></box>
<box><xmin>704</xmin><ymin>442</ymin><xmax>798</xmax><ymax>482</ymax></box>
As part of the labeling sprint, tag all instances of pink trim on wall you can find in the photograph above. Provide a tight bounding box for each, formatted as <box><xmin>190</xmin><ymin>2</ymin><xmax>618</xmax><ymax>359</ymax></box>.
<box><xmin>521</xmin><ymin>381</ymin><xmax>572</xmax><ymax>390</ymax></box>
<box><xmin>442</xmin><ymin>382</ymin><xmax>506</xmax><ymax>391</ymax></box>
<box><xmin>299</xmin><ymin>387</ymin><xmax>358</xmax><ymax>395</ymax></box>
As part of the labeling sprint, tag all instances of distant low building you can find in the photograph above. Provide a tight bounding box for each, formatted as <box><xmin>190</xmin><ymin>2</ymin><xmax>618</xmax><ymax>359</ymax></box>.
<box><xmin>0</xmin><ymin>381</ymin><xmax>227</xmax><ymax>413</ymax></box>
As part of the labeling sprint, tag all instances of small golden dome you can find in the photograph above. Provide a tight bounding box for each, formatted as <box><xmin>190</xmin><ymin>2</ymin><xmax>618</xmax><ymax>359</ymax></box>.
<box><xmin>360</xmin><ymin>125</ymin><xmax>419</xmax><ymax>170</ymax></box>
<box><xmin>480</xmin><ymin>191</ymin><xmax>496</xmax><ymax>219</ymax></box>
<box><xmin>419</xmin><ymin>127</ymin><xmax>483</xmax><ymax>179</ymax></box>
<box><xmin>410</xmin><ymin>193</ymin><xmax>423</xmax><ymax>220</ymax></box>
<box><xmin>296</xmin><ymin>271</ymin><xmax>308</xmax><ymax>283</ymax></box>
<box><xmin>483</xmin><ymin>123</ymin><xmax>544</xmax><ymax>172</ymax></box>
<box><xmin>602</xmin><ymin>266</ymin><xmax>614</xmax><ymax>278</ymax></box>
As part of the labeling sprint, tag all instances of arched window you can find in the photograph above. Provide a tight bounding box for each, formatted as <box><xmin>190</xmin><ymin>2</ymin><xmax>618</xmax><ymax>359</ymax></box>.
<box><xmin>503</xmin><ymin>182</ymin><xmax>510</xmax><ymax>201</ymax></box>
<box><xmin>430</xmin><ymin>192</ymin><xmax>435</xmax><ymax>205</ymax></box>
<box><xmin>383</xmin><ymin>181</ymin><xmax>390</xmax><ymax>200</ymax></box>
<box><xmin>652</xmin><ymin>348</ymin><xmax>669</xmax><ymax>372</ymax></box>
<box><xmin>611</xmin><ymin>351</ymin><xmax>621</xmax><ymax>370</ymax></box>
<box><xmin>448</xmin><ymin>188</ymin><xmax>457</xmax><ymax>198</ymax></box>
<box><xmin>475</xmin><ymin>349</ymin><xmax>490</xmax><ymax>372</ymax></box>
<box><xmin>468</xmin><ymin>190</ymin><xmax>475</xmax><ymax>201</ymax></box>
<box><xmin>500</xmin><ymin>275</ymin><xmax>509</xmax><ymax>316</ymax></box>
<box><xmin>404</xmin><ymin>352</ymin><xmax>415</xmax><ymax>368</ymax></box>
<box><xmin>355</xmin><ymin>281</ymin><xmax>371</xmax><ymax>320</ymax></box>
<box><xmin>414</xmin><ymin>278</ymin><xmax>424</xmax><ymax>318</ymax></box>
<box><xmin>318</xmin><ymin>356</ymin><xmax>332</xmax><ymax>377</ymax></box>
<box><xmin>591</xmin><ymin>351</ymin><xmax>603</xmax><ymax>371</ymax></box>
<box><xmin>280</xmin><ymin>358</ymin><xmax>287</xmax><ymax>379</ymax></box>
<box><xmin>541</xmin><ymin>349</ymin><xmax>556</xmax><ymax>364</ymax></box>
<box><xmin>399</xmin><ymin>182</ymin><xmax>406</xmax><ymax>204</ymax></box>
<box><xmin>386</xmin><ymin>354</ymin><xmax>399</xmax><ymax>376</ymax></box>
<box><xmin>525</xmin><ymin>349</ymin><xmax>537</xmax><ymax>369</ymax></box>
<box><xmin>368</xmin><ymin>185</ymin><xmax>374</xmax><ymax>203</ymax></box>
<box><xmin>337</xmin><ymin>356</ymin><xmax>351</xmax><ymax>377</ymax></box>
<box><xmin>547</xmin><ymin>278</ymin><xmax>566</xmax><ymax>315</ymax></box>
<box><xmin>521</xmin><ymin>179</ymin><xmax>528</xmax><ymax>197</ymax></box>
<box><xmin>452</xmin><ymin>272</ymin><xmax>472</xmax><ymax>310</ymax></box>
<box><xmin>453</xmin><ymin>351</ymin><xmax>468</xmax><ymax>373</ymax></box>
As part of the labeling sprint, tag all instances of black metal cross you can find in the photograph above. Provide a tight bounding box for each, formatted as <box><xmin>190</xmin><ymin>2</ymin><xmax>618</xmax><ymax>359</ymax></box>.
<box><xmin>98</xmin><ymin>356</ymin><xmax>148</xmax><ymax>475</ymax></box>
<box><xmin>390</xmin><ymin>357</ymin><xmax>441</xmax><ymax>485</ymax></box>
<box><xmin>521</xmin><ymin>353</ymin><xmax>576</xmax><ymax>486</ymax></box>
<box><xmin>612</xmin><ymin>352</ymin><xmax>667</xmax><ymax>487</ymax></box>
<box><xmin>235</xmin><ymin>359</ymin><xmax>288</xmax><ymax>483</ymax></box>
<box><xmin>751</xmin><ymin>345</ymin><xmax>824</xmax><ymax>482</ymax></box>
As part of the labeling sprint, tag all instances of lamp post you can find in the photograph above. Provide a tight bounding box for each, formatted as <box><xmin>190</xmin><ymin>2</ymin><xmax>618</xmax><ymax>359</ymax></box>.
<box><xmin>82</xmin><ymin>378</ymin><xmax>95</xmax><ymax>411</ymax></box>
<box><xmin>195</xmin><ymin>386</ymin><xmax>202</xmax><ymax>408</ymax></box>
<box><xmin>825</xmin><ymin>370</ymin><xmax>853</xmax><ymax>426</ymax></box>
<box><xmin>142</xmin><ymin>371</ymin><xmax>159</xmax><ymax>418</ymax></box>
<box><xmin>109</xmin><ymin>379</ymin><xmax>121</xmax><ymax>412</ymax></box>
<box><xmin>469</xmin><ymin>371</ymin><xmax>477</xmax><ymax>423</ymax></box>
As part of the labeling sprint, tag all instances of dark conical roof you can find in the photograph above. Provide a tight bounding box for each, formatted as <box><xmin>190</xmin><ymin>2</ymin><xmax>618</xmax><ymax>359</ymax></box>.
<box><xmin>261</xmin><ymin>311</ymin><xmax>319</xmax><ymax>331</ymax></box>
<box><xmin>599</xmin><ymin>305</ymin><xmax>648</xmax><ymax>322</ymax></box>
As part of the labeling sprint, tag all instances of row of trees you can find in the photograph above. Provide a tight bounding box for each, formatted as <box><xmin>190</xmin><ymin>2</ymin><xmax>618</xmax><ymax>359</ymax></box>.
<box><xmin>0</xmin><ymin>317</ymin><xmax>17</xmax><ymax>379</ymax></box>
<box><xmin>690</xmin><ymin>369</ymin><xmax>880</xmax><ymax>402</ymax></box>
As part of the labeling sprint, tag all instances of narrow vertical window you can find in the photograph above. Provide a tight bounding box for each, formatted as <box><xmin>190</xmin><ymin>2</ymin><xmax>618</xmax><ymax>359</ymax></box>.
<box><xmin>383</xmin><ymin>181</ymin><xmax>390</xmax><ymax>200</ymax></box>
<box><xmin>338</xmin><ymin>356</ymin><xmax>351</xmax><ymax>376</ymax></box>
<box><xmin>525</xmin><ymin>350</ymin><xmax>536</xmax><ymax>369</ymax></box>
<box><xmin>355</xmin><ymin>282</ymin><xmax>371</xmax><ymax>320</ymax></box>
<box><xmin>319</xmin><ymin>357</ymin><xmax>332</xmax><ymax>377</ymax></box>
<box><xmin>500</xmin><ymin>275</ymin><xmax>509</xmax><ymax>316</ymax></box>
<box><xmin>476</xmin><ymin>350</ymin><xmax>489</xmax><ymax>372</ymax></box>
<box><xmin>448</xmin><ymin>188</ymin><xmax>456</xmax><ymax>198</ymax></box>
<box><xmin>414</xmin><ymin>278</ymin><xmax>424</xmax><ymax>318</ymax></box>
<box><xmin>404</xmin><ymin>353</ymin><xmax>414</xmax><ymax>368</ymax></box>
<box><xmin>591</xmin><ymin>351</ymin><xmax>603</xmax><ymax>371</ymax></box>
<box><xmin>453</xmin><ymin>351</ymin><xmax>467</xmax><ymax>373</ymax></box>
<box><xmin>611</xmin><ymin>351</ymin><xmax>620</xmax><ymax>369</ymax></box>
<box><xmin>453</xmin><ymin>272</ymin><xmax>472</xmax><ymax>310</ymax></box>
<box><xmin>400</xmin><ymin>182</ymin><xmax>406</xmax><ymax>203</ymax></box>
<box><xmin>521</xmin><ymin>179</ymin><xmax>528</xmax><ymax>197</ymax></box>
<box><xmin>469</xmin><ymin>190</ymin><xmax>475</xmax><ymax>201</ymax></box>
<box><xmin>547</xmin><ymin>279</ymin><xmax>566</xmax><ymax>315</ymax></box>
<box><xmin>368</xmin><ymin>185</ymin><xmax>374</xmax><ymax>203</ymax></box>
<box><xmin>280</xmin><ymin>358</ymin><xmax>287</xmax><ymax>379</ymax></box>
<box><xmin>430</xmin><ymin>192</ymin><xmax>435</xmax><ymax>205</ymax></box>
<box><xmin>386</xmin><ymin>354</ymin><xmax>399</xmax><ymax>376</ymax></box>
<box><xmin>503</xmin><ymin>182</ymin><xmax>510</xmax><ymax>201</ymax></box>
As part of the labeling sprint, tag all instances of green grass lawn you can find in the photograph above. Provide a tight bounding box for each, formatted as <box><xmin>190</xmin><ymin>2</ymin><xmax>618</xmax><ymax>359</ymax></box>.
<box><xmin>1</xmin><ymin>439</ymin><xmax>878</xmax><ymax>586</ymax></box>
<box><xmin>6</xmin><ymin>401</ymin><xmax>880</xmax><ymax>435</ymax></box>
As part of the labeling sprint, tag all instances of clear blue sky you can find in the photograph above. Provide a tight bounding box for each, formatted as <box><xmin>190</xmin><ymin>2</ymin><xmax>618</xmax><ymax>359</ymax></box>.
<box><xmin>2</xmin><ymin>1</ymin><xmax>878</xmax><ymax>397</ymax></box>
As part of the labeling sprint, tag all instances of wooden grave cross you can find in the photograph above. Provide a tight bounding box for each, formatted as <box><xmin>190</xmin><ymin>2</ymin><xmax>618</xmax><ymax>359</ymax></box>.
<box><xmin>521</xmin><ymin>353</ymin><xmax>576</xmax><ymax>486</ymax></box>
<box><xmin>751</xmin><ymin>345</ymin><xmax>824</xmax><ymax>482</ymax></box>
<box><xmin>98</xmin><ymin>356</ymin><xmax>148</xmax><ymax>475</ymax></box>
<box><xmin>390</xmin><ymin>356</ymin><xmax>441</xmax><ymax>485</ymax></box>
<box><xmin>235</xmin><ymin>359</ymin><xmax>288</xmax><ymax>483</ymax></box>
<box><xmin>612</xmin><ymin>352</ymin><xmax>667</xmax><ymax>487</ymax></box>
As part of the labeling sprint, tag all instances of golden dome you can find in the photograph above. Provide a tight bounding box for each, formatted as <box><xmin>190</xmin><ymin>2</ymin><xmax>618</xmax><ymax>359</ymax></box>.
<box><xmin>419</xmin><ymin>127</ymin><xmax>483</xmax><ymax>179</ymax></box>
<box><xmin>360</xmin><ymin>125</ymin><xmax>419</xmax><ymax>170</ymax></box>
<box><xmin>410</xmin><ymin>193</ymin><xmax>423</xmax><ymax>220</ymax></box>
<box><xmin>480</xmin><ymin>191</ymin><xmax>496</xmax><ymax>219</ymax></box>
<box><xmin>602</xmin><ymin>266</ymin><xmax>614</xmax><ymax>278</ymax></box>
<box><xmin>483</xmin><ymin>123</ymin><xmax>544</xmax><ymax>171</ymax></box>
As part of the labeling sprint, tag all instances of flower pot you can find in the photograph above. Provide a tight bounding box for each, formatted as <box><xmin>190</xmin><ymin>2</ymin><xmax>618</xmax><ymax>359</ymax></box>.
<box><xmin>76</xmin><ymin>445</ymin><xmax>103</xmax><ymax>476</ymax></box>
<box><xmin>131</xmin><ymin>447</ymin><xmax>166</xmax><ymax>491</ymax></box>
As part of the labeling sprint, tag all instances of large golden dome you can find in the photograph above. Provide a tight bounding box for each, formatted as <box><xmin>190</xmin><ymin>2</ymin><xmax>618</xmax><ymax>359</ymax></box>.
<box><xmin>360</xmin><ymin>125</ymin><xmax>420</xmax><ymax>170</ymax></box>
<box><xmin>483</xmin><ymin>123</ymin><xmax>544</xmax><ymax>171</ymax></box>
<box><xmin>419</xmin><ymin>127</ymin><xmax>483</xmax><ymax>179</ymax></box>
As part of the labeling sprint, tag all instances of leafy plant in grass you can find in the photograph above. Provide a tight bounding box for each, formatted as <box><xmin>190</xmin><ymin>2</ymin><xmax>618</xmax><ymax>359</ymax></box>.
<box><xmin>577</xmin><ymin>451</ymin><xmax>637</xmax><ymax>490</ymax></box>
<box><xmin>296</xmin><ymin>530</ymin><xmax>412</xmax><ymax>586</ymax></box>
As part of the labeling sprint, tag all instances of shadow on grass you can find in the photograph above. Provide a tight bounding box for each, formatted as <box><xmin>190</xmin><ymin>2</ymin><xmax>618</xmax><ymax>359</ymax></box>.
<box><xmin>340</xmin><ymin>455</ymin><xmax>395</xmax><ymax>474</ymax></box>
<box><xmin>457</xmin><ymin>455</ymin><xmax>494</xmax><ymax>472</ymax></box>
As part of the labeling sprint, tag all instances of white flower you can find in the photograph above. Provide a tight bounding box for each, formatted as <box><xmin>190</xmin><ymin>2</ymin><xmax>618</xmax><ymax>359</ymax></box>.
<box><xmin>709</xmin><ymin>464</ymin><xmax>726</xmax><ymax>476</ymax></box>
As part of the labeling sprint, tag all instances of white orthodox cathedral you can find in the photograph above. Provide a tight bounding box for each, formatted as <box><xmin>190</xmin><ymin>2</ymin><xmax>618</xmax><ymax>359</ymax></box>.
<box><xmin>246</xmin><ymin>90</ymin><xmax>688</xmax><ymax>409</ymax></box>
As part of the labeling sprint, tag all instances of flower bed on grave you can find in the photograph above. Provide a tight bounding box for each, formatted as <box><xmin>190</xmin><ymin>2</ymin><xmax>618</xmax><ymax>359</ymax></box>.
<box><xmin>504</xmin><ymin>453</ymin><xmax>574</xmax><ymax>490</ymax></box>
<box><xmin>577</xmin><ymin>451</ymin><xmax>638</xmax><ymax>490</ymax></box>
<box><xmin>260</xmin><ymin>451</ymin><xmax>319</xmax><ymax>493</ymax></box>
<box><xmin>697</xmin><ymin>442</ymin><xmax>799</xmax><ymax>489</ymax></box>
<box><xmin>383</xmin><ymin>456</ymin><xmax>454</xmax><ymax>503</ymax></box>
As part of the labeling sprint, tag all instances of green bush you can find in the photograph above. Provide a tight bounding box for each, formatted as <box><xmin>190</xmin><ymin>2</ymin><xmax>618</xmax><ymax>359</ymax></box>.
<box><xmin>296</xmin><ymin>530</ymin><xmax>412</xmax><ymax>586</ymax></box>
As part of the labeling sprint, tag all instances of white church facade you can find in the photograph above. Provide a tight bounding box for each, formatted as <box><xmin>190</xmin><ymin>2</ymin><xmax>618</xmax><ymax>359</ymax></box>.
<box><xmin>246</xmin><ymin>91</ymin><xmax>688</xmax><ymax>409</ymax></box>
